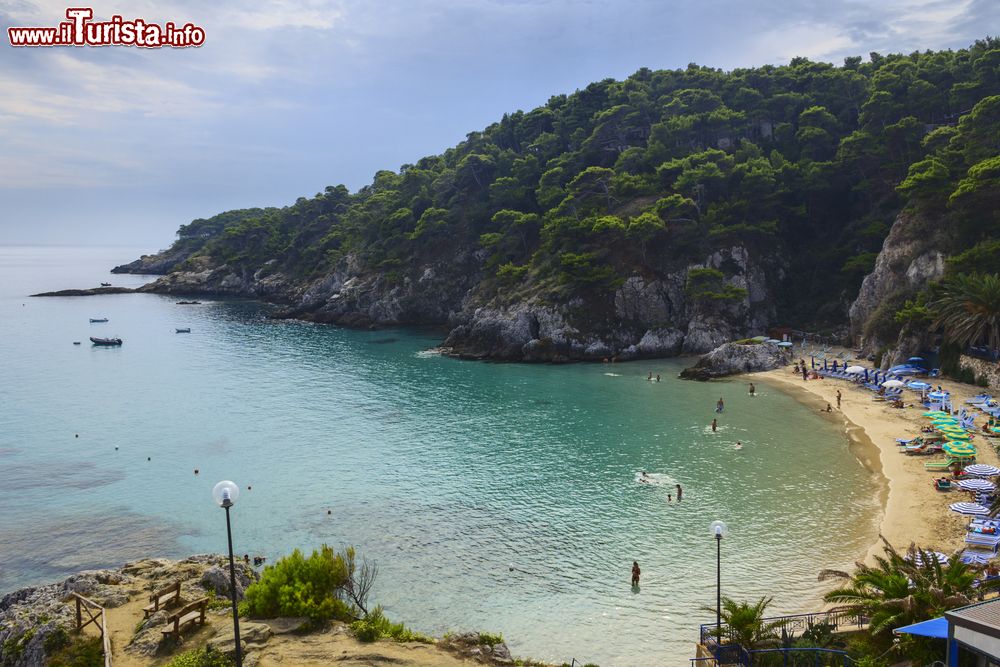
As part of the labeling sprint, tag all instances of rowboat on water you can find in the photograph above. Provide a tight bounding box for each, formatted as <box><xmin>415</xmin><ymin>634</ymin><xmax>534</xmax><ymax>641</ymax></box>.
<box><xmin>90</xmin><ymin>336</ymin><xmax>122</xmax><ymax>346</ymax></box>
<box><xmin>176</xmin><ymin>328</ymin><xmax>191</xmax><ymax>333</ymax></box>
<box><xmin>89</xmin><ymin>318</ymin><xmax>109</xmax><ymax>323</ymax></box>
<box><xmin>100</xmin><ymin>282</ymin><xmax>111</xmax><ymax>287</ymax></box>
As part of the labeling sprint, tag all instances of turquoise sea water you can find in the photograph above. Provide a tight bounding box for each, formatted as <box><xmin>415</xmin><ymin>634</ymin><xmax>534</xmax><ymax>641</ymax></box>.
<box><xmin>0</xmin><ymin>246</ymin><xmax>880</xmax><ymax>664</ymax></box>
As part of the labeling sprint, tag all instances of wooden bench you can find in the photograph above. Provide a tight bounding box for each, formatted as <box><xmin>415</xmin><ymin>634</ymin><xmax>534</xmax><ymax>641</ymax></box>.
<box><xmin>161</xmin><ymin>598</ymin><xmax>208</xmax><ymax>640</ymax></box>
<box><xmin>143</xmin><ymin>581</ymin><xmax>182</xmax><ymax>618</ymax></box>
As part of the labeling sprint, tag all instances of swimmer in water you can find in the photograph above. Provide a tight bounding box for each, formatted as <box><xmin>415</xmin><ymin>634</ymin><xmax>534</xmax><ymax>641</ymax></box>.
<box><xmin>648</xmin><ymin>372</ymin><xmax>653</xmax><ymax>381</ymax></box>
<box><xmin>711</xmin><ymin>418</ymin><xmax>718</xmax><ymax>432</ymax></box>
<box><xmin>749</xmin><ymin>382</ymin><xmax>756</xmax><ymax>396</ymax></box>
<box><xmin>716</xmin><ymin>397</ymin><xmax>724</xmax><ymax>413</ymax></box>
<box><xmin>735</xmin><ymin>441</ymin><xmax>743</xmax><ymax>450</ymax></box>
<box><xmin>631</xmin><ymin>561</ymin><xmax>640</xmax><ymax>586</ymax></box>
<box><xmin>656</xmin><ymin>374</ymin><xmax>661</xmax><ymax>382</ymax></box>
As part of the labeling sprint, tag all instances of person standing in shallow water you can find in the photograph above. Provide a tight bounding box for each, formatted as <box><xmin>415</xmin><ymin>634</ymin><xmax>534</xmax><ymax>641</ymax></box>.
<box><xmin>716</xmin><ymin>397</ymin><xmax>724</xmax><ymax>413</ymax></box>
<box><xmin>631</xmin><ymin>561</ymin><xmax>641</xmax><ymax>586</ymax></box>
<box><xmin>676</xmin><ymin>484</ymin><xmax>683</xmax><ymax>501</ymax></box>
<box><xmin>749</xmin><ymin>382</ymin><xmax>756</xmax><ymax>396</ymax></box>
<box><xmin>711</xmin><ymin>418</ymin><xmax>718</xmax><ymax>432</ymax></box>
<box><xmin>836</xmin><ymin>389</ymin><xmax>842</xmax><ymax>409</ymax></box>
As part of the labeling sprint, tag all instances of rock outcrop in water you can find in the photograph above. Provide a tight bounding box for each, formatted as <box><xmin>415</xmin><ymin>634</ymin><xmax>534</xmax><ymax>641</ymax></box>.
<box><xmin>122</xmin><ymin>243</ymin><xmax>778</xmax><ymax>362</ymax></box>
<box><xmin>680</xmin><ymin>341</ymin><xmax>791</xmax><ymax>380</ymax></box>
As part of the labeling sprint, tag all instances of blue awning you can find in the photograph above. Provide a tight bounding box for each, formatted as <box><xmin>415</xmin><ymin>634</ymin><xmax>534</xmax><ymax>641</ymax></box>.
<box><xmin>894</xmin><ymin>616</ymin><xmax>948</xmax><ymax>638</ymax></box>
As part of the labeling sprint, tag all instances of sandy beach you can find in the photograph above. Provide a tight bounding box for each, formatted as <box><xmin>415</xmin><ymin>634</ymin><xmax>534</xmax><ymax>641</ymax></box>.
<box><xmin>758</xmin><ymin>363</ymin><xmax>1000</xmax><ymax>563</ymax></box>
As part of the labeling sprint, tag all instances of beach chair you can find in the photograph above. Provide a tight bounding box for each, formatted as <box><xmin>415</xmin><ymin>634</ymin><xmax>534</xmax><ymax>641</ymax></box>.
<box><xmin>965</xmin><ymin>533</ymin><xmax>1000</xmax><ymax>549</ymax></box>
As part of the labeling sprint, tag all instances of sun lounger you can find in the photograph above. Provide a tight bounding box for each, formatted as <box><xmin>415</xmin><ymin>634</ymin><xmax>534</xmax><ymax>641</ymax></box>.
<box><xmin>965</xmin><ymin>533</ymin><xmax>1000</xmax><ymax>549</ymax></box>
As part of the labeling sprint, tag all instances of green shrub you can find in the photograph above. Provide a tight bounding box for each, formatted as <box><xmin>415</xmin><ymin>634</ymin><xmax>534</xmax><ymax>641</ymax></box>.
<box><xmin>350</xmin><ymin>606</ymin><xmax>431</xmax><ymax>644</ymax></box>
<box><xmin>42</xmin><ymin>627</ymin><xmax>70</xmax><ymax>654</ymax></box>
<box><xmin>243</xmin><ymin>545</ymin><xmax>362</xmax><ymax>624</ymax></box>
<box><xmin>46</xmin><ymin>636</ymin><xmax>103</xmax><ymax>667</ymax></box>
<box><xmin>478</xmin><ymin>632</ymin><xmax>504</xmax><ymax>647</ymax></box>
<box><xmin>166</xmin><ymin>647</ymin><xmax>234</xmax><ymax>667</ymax></box>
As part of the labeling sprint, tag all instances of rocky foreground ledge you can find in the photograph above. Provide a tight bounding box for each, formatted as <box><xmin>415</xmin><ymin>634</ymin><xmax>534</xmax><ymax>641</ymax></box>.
<box><xmin>680</xmin><ymin>341</ymin><xmax>791</xmax><ymax>380</ymax></box>
<box><xmin>0</xmin><ymin>556</ymin><xmax>547</xmax><ymax>667</ymax></box>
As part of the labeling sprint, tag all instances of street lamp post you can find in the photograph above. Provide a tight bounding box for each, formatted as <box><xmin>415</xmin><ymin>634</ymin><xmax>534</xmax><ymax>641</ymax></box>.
<box><xmin>709</xmin><ymin>520</ymin><xmax>728</xmax><ymax>645</ymax></box>
<box><xmin>213</xmin><ymin>481</ymin><xmax>243</xmax><ymax>667</ymax></box>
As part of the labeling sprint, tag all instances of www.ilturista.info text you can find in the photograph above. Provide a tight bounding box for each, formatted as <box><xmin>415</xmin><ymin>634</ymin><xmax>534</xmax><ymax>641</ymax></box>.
<box><xmin>8</xmin><ymin>8</ymin><xmax>205</xmax><ymax>47</ymax></box>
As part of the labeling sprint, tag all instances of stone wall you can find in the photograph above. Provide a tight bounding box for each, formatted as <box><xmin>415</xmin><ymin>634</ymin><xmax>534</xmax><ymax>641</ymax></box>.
<box><xmin>959</xmin><ymin>354</ymin><xmax>1000</xmax><ymax>390</ymax></box>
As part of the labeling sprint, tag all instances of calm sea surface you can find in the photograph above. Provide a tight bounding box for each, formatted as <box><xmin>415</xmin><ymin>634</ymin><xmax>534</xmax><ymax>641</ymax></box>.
<box><xmin>0</xmin><ymin>246</ymin><xmax>880</xmax><ymax>664</ymax></box>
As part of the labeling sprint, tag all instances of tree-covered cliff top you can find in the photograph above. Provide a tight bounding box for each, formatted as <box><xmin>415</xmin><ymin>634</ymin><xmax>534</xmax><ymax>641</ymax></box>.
<box><xmin>157</xmin><ymin>38</ymin><xmax>1000</xmax><ymax>330</ymax></box>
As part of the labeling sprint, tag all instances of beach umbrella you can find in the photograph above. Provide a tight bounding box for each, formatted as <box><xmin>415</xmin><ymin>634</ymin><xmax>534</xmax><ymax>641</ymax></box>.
<box><xmin>943</xmin><ymin>440</ymin><xmax>976</xmax><ymax>453</ymax></box>
<box><xmin>910</xmin><ymin>381</ymin><xmax>932</xmax><ymax>390</ymax></box>
<box><xmin>929</xmin><ymin>391</ymin><xmax>949</xmax><ymax>400</ymax></box>
<box><xmin>777</xmin><ymin>341</ymin><xmax>793</xmax><ymax>348</ymax></box>
<box><xmin>932</xmin><ymin>418</ymin><xmax>960</xmax><ymax>424</ymax></box>
<box><xmin>751</xmin><ymin>336</ymin><xmax>768</xmax><ymax>342</ymax></box>
<box><xmin>950</xmin><ymin>502</ymin><xmax>990</xmax><ymax>515</ymax></box>
<box><xmin>845</xmin><ymin>365</ymin><xmax>866</xmax><ymax>374</ymax></box>
<box><xmin>907</xmin><ymin>551</ymin><xmax>950</xmax><ymax>565</ymax></box>
<box><xmin>941</xmin><ymin>433</ymin><xmax>972</xmax><ymax>442</ymax></box>
<box><xmin>924</xmin><ymin>411</ymin><xmax>950</xmax><ymax>417</ymax></box>
<box><xmin>908</xmin><ymin>357</ymin><xmax>926</xmax><ymax>363</ymax></box>
<box><xmin>883</xmin><ymin>380</ymin><xmax>906</xmax><ymax>388</ymax></box>
<box><xmin>963</xmin><ymin>464</ymin><xmax>1000</xmax><ymax>477</ymax></box>
<box><xmin>958</xmin><ymin>479</ymin><xmax>997</xmax><ymax>492</ymax></box>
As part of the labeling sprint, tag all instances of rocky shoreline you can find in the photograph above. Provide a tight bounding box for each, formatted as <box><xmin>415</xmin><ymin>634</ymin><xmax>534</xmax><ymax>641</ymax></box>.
<box><xmin>0</xmin><ymin>555</ymin><xmax>541</xmax><ymax>667</ymax></box>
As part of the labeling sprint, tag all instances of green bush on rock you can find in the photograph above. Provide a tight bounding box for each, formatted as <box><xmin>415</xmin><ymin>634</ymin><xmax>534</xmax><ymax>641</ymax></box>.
<box><xmin>243</xmin><ymin>545</ymin><xmax>377</xmax><ymax>625</ymax></box>
<box><xmin>167</xmin><ymin>647</ymin><xmax>234</xmax><ymax>667</ymax></box>
<box><xmin>350</xmin><ymin>606</ymin><xmax>431</xmax><ymax>643</ymax></box>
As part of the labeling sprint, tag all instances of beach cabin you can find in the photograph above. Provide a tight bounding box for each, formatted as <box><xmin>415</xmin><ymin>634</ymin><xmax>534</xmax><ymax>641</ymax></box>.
<box><xmin>946</xmin><ymin>599</ymin><xmax>1000</xmax><ymax>665</ymax></box>
<box><xmin>896</xmin><ymin>599</ymin><xmax>1000</xmax><ymax>665</ymax></box>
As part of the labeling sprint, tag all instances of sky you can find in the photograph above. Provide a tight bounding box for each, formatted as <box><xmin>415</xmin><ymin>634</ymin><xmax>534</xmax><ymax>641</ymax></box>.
<box><xmin>0</xmin><ymin>0</ymin><xmax>995</xmax><ymax>249</ymax></box>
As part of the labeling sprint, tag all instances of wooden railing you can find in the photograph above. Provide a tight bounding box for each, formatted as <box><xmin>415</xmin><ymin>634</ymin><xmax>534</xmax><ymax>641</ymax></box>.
<box><xmin>71</xmin><ymin>592</ymin><xmax>112</xmax><ymax>667</ymax></box>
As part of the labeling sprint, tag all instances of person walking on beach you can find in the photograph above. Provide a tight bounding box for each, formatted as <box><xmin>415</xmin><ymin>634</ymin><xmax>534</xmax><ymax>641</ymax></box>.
<box><xmin>801</xmin><ymin>365</ymin><xmax>808</xmax><ymax>381</ymax></box>
<box><xmin>749</xmin><ymin>382</ymin><xmax>756</xmax><ymax>396</ymax></box>
<box><xmin>676</xmin><ymin>484</ymin><xmax>683</xmax><ymax>501</ymax></box>
<box><xmin>836</xmin><ymin>389</ymin><xmax>842</xmax><ymax>409</ymax></box>
<box><xmin>711</xmin><ymin>418</ymin><xmax>718</xmax><ymax>432</ymax></box>
<box><xmin>631</xmin><ymin>561</ymin><xmax>641</xmax><ymax>586</ymax></box>
<box><xmin>716</xmin><ymin>397</ymin><xmax>725</xmax><ymax>413</ymax></box>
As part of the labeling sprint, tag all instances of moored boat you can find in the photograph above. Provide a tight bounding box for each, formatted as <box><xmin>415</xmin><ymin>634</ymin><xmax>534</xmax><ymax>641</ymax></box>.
<box><xmin>100</xmin><ymin>282</ymin><xmax>111</xmax><ymax>287</ymax></box>
<box><xmin>90</xmin><ymin>336</ymin><xmax>122</xmax><ymax>346</ymax></box>
<box><xmin>175</xmin><ymin>300</ymin><xmax>201</xmax><ymax>305</ymax></box>
<box><xmin>176</xmin><ymin>328</ymin><xmax>191</xmax><ymax>333</ymax></box>
<box><xmin>89</xmin><ymin>318</ymin><xmax>109</xmax><ymax>323</ymax></box>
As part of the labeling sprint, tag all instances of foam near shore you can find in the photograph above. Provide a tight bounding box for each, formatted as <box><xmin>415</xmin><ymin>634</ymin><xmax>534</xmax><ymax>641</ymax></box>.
<box><xmin>757</xmin><ymin>365</ymin><xmax>1000</xmax><ymax>562</ymax></box>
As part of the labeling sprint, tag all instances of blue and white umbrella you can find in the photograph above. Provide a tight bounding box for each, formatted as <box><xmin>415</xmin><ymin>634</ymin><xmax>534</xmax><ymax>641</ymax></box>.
<box><xmin>777</xmin><ymin>341</ymin><xmax>793</xmax><ymax>347</ymax></box>
<box><xmin>964</xmin><ymin>464</ymin><xmax>1000</xmax><ymax>477</ymax></box>
<box><xmin>951</xmin><ymin>502</ymin><xmax>991</xmax><ymax>515</ymax></box>
<box><xmin>909</xmin><ymin>381</ymin><xmax>932</xmax><ymax>390</ymax></box>
<box><xmin>958</xmin><ymin>479</ymin><xmax>997</xmax><ymax>492</ymax></box>
<box><xmin>929</xmin><ymin>391</ymin><xmax>950</xmax><ymax>400</ymax></box>
<box><xmin>906</xmin><ymin>551</ymin><xmax>950</xmax><ymax>566</ymax></box>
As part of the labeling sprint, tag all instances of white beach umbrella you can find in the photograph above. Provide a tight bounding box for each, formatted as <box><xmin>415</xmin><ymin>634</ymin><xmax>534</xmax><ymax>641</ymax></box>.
<box><xmin>963</xmin><ymin>464</ymin><xmax>1000</xmax><ymax>477</ymax></box>
<box><xmin>882</xmin><ymin>379</ymin><xmax>906</xmax><ymax>388</ymax></box>
<box><xmin>958</xmin><ymin>479</ymin><xmax>997</xmax><ymax>492</ymax></box>
<box><xmin>906</xmin><ymin>551</ymin><xmax>950</xmax><ymax>566</ymax></box>
<box><xmin>845</xmin><ymin>365</ymin><xmax>866</xmax><ymax>374</ymax></box>
<box><xmin>950</xmin><ymin>502</ymin><xmax>991</xmax><ymax>515</ymax></box>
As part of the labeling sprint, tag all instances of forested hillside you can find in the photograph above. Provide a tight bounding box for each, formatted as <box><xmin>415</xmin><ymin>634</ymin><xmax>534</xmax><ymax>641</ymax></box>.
<box><xmin>121</xmin><ymin>39</ymin><xmax>1000</xmax><ymax>361</ymax></box>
